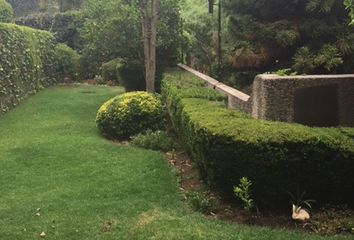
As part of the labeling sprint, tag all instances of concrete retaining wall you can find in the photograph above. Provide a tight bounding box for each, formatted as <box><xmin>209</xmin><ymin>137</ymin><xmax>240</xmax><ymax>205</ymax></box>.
<box><xmin>252</xmin><ymin>74</ymin><xmax>354</xmax><ymax>127</ymax></box>
<box><xmin>178</xmin><ymin>64</ymin><xmax>354</xmax><ymax>127</ymax></box>
<box><xmin>178</xmin><ymin>64</ymin><xmax>252</xmax><ymax>114</ymax></box>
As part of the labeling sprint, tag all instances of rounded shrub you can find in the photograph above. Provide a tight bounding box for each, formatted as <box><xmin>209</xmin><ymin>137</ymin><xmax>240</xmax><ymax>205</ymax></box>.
<box><xmin>55</xmin><ymin>43</ymin><xmax>80</xmax><ymax>82</ymax></box>
<box><xmin>96</xmin><ymin>91</ymin><xmax>164</xmax><ymax>139</ymax></box>
<box><xmin>0</xmin><ymin>0</ymin><xmax>13</xmax><ymax>23</ymax></box>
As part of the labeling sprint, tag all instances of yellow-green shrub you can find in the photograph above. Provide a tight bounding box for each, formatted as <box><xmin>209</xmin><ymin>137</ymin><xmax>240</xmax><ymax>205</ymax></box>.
<box><xmin>96</xmin><ymin>91</ymin><xmax>163</xmax><ymax>139</ymax></box>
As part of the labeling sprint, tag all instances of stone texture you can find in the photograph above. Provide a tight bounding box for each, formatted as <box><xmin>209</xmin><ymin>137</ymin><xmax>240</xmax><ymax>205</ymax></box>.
<box><xmin>178</xmin><ymin>64</ymin><xmax>354</xmax><ymax>127</ymax></box>
<box><xmin>252</xmin><ymin>74</ymin><xmax>354</xmax><ymax>127</ymax></box>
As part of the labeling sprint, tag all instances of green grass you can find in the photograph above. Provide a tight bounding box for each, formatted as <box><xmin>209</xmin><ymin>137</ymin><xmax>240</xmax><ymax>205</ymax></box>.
<box><xmin>0</xmin><ymin>85</ymin><xmax>350</xmax><ymax>239</ymax></box>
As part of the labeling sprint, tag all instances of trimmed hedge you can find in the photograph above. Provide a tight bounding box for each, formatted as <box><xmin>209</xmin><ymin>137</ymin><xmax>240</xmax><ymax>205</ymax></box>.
<box><xmin>0</xmin><ymin>23</ymin><xmax>58</xmax><ymax>114</ymax></box>
<box><xmin>161</xmin><ymin>69</ymin><xmax>354</xmax><ymax>208</ymax></box>
<box><xmin>0</xmin><ymin>0</ymin><xmax>13</xmax><ymax>23</ymax></box>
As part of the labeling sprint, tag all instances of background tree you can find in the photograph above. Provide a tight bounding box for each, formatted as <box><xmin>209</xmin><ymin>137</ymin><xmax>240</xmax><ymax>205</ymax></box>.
<box><xmin>79</xmin><ymin>0</ymin><xmax>181</xmax><ymax>90</ymax></box>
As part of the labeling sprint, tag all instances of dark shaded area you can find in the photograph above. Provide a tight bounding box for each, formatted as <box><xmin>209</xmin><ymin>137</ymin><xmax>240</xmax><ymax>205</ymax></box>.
<box><xmin>294</xmin><ymin>84</ymin><xmax>338</xmax><ymax>127</ymax></box>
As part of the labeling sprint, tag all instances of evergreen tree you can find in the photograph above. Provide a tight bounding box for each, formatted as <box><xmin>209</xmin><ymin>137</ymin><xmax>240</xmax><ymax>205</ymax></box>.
<box><xmin>223</xmin><ymin>0</ymin><xmax>354</xmax><ymax>74</ymax></box>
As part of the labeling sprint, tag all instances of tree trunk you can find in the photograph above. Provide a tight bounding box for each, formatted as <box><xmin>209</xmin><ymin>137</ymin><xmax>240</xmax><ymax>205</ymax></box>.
<box><xmin>140</xmin><ymin>0</ymin><xmax>158</xmax><ymax>93</ymax></box>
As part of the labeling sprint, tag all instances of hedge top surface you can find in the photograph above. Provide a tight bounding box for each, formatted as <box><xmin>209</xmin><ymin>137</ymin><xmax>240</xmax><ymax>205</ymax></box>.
<box><xmin>97</xmin><ymin>91</ymin><xmax>162</xmax><ymax>117</ymax></box>
<box><xmin>162</xmin><ymin>69</ymin><xmax>226</xmax><ymax>101</ymax></box>
<box><xmin>163</xmin><ymin>68</ymin><xmax>354</xmax><ymax>152</ymax></box>
<box><xmin>182</xmin><ymin>98</ymin><xmax>354</xmax><ymax>152</ymax></box>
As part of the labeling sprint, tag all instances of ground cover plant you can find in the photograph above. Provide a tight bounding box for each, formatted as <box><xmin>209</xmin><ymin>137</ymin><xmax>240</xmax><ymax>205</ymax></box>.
<box><xmin>131</xmin><ymin>130</ymin><xmax>175</xmax><ymax>152</ymax></box>
<box><xmin>1</xmin><ymin>85</ymin><xmax>353</xmax><ymax>239</ymax></box>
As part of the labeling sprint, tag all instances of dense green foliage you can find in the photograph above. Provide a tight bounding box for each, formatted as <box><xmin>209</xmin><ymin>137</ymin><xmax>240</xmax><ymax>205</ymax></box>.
<box><xmin>344</xmin><ymin>0</ymin><xmax>354</xmax><ymax>23</ymax></box>
<box><xmin>161</xmin><ymin>69</ymin><xmax>354</xmax><ymax>208</ymax></box>
<box><xmin>0</xmin><ymin>23</ymin><xmax>57</xmax><ymax>114</ymax></box>
<box><xmin>51</xmin><ymin>10</ymin><xmax>84</xmax><ymax>50</ymax></box>
<box><xmin>101</xmin><ymin>59</ymin><xmax>122</xmax><ymax>85</ymax></box>
<box><xmin>79</xmin><ymin>0</ymin><xmax>181</xmax><ymax>82</ymax></box>
<box><xmin>15</xmin><ymin>13</ymin><xmax>53</xmax><ymax>30</ymax></box>
<box><xmin>0</xmin><ymin>0</ymin><xmax>13</xmax><ymax>22</ymax></box>
<box><xmin>118</xmin><ymin>62</ymin><xmax>146</xmax><ymax>91</ymax></box>
<box><xmin>223</xmin><ymin>0</ymin><xmax>354</xmax><ymax>74</ymax></box>
<box><xmin>182</xmin><ymin>0</ymin><xmax>354</xmax><ymax>90</ymax></box>
<box><xmin>55</xmin><ymin>43</ymin><xmax>80</xmax><ymax>82</ymax></box>
<box><xmin>96</xmin><ymin>91</ymin><xmax>163</xmax><ymax>139</ymax></box>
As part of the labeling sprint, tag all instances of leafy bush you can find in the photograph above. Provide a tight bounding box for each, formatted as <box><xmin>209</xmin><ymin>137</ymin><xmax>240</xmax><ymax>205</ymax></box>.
<box><xmin>0</xmin><ymin>0</ymin><xmax>13</xmax><ymax>23</ymax></box>
<box><xmin>55</xmin><ymin>43</ymin><xmax>80</xmax><ymax>82</ymax></box>
<box><xmin>186</xmin><ymin>192</ymin><xmax>215</xmax><ymax>213</ymax></box>
<box><xmin>51</xmin><ymin>10</ymin><xmax>84</xmax><ymax>50</ymax></box>
<box><xmin>131</xmin><ymin>130</ymin><xmax>174</xmax><ymax>152</ymax></box>
<box><xmin>118</xmin><ymin>62</ymin><xmax>146</xmax><ymax>92</ymax></box>
<box><xmin>96</xmin><ymin>92</ymin><xmax>164</xmax><ymax>139</ymax></box>
<box><xmin>161</xmin><ymin>68</ymin><xmax>354</xmax><ymax>209</ymax></box>
<box><xmin>101</xmin><ymin>59</ymin><xmax>122</xmax><ymax>85</ymax></box>
<box><xmin>0</xmin><ymin>23</ymin><xmax>58</xmax><ymax>114</ymax></box>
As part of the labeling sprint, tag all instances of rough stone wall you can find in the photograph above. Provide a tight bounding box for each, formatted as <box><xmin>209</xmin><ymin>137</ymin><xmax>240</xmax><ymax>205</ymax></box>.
<box><xmin>252</xmin><ymin>74</ymin><xmax>354</xmax><ymax>127</ymax></box>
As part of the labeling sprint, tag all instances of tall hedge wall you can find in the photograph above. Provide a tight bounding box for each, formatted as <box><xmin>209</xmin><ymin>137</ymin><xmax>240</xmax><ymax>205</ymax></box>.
<box><xmin>161</xmin><ymin>69</ymin><xmax>354</xmax><ymax>209</ymax></box>
<box><xmin>0</xmin><ymin>23</ymin><xmax>58</xmax><ymax>114</ymax></box>
<box><xmin>0</xmin><ymin>0</ymin><xmax>13</xmax><ymax>23</ymax></box>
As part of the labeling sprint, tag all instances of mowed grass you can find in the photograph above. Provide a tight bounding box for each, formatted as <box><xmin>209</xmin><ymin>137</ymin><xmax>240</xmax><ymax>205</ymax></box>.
<box><xmin>0</xmin><ymin>85</ymin><xmax>350</xmax><ymax>240</ymax></box>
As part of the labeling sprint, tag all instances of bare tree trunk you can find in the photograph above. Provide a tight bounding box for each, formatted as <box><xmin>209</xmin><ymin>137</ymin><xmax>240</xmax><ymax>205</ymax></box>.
<box><xmin>140</xmin><ymin>0</ymin><xmax>158</xmax><ymax>93</ymax></box>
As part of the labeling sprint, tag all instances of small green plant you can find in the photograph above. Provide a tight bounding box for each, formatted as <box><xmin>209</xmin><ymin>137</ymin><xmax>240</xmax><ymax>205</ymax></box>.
<box><xmin>233</xmin><ymin>177</ymin><xmax>254</xmax><ymax>211</ymax></box>
<box><xmin>186</xmin><ymin>192</ymin><xmax>215</xmax><ymax>213</ymax></box>
<box><xmin>131</xmin><ymin>130</ymin><xmax>174</xmax><ymax>152</ymax></box>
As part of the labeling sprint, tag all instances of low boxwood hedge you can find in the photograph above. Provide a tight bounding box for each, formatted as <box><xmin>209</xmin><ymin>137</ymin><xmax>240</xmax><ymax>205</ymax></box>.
<box><xmin>161</xmin><ymin>68</ymin><xmax>354</xmax><ymax>208</ymax></box>
<box><xmin>0</xmin><ymin>23</ymin><xmax>58</xmax><ymax>114</ymax></box>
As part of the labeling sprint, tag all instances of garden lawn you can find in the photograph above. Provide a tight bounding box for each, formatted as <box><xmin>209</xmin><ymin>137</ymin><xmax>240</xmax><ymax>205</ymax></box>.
<box><xmin>0</xmin><ymin>85</ymin><xmax>350</xmax><ymax>240</ymax></box>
